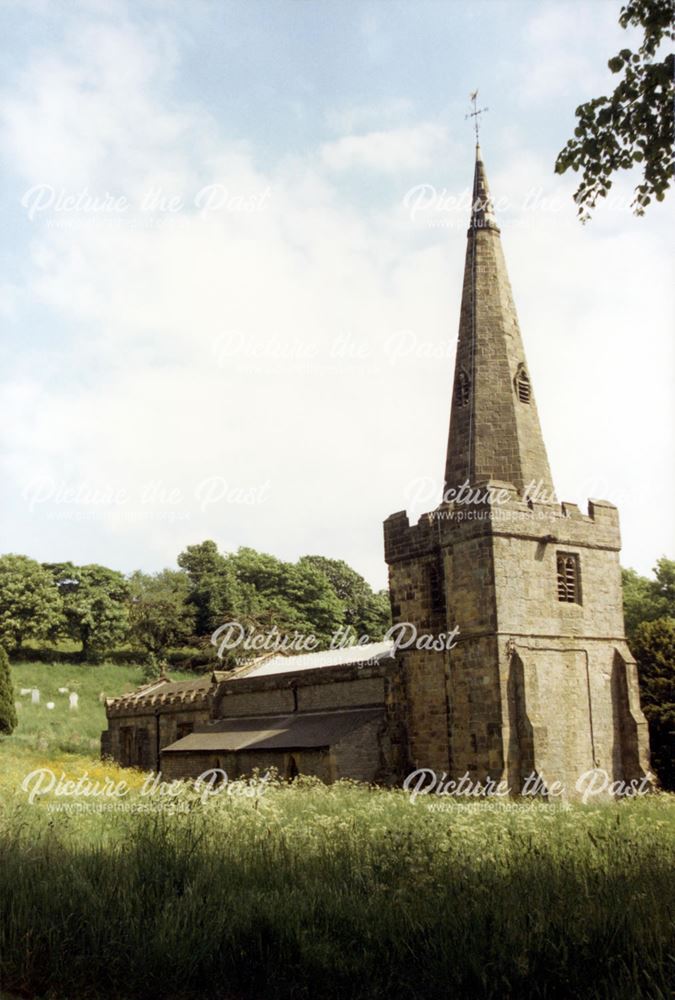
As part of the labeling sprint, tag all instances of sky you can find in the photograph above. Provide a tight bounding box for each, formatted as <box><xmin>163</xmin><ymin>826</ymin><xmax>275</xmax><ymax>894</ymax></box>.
<box><xmin>0</xmin><ymin>0</ymin><xmax>673</xmax><ymax>590</ymax></box>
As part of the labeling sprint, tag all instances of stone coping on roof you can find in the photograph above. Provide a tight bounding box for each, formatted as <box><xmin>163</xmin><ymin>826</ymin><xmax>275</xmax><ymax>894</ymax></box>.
<box><xmin>106</xmin><ymin>676</ymin><xmax>215</xmax><ymax>714</ymax></box>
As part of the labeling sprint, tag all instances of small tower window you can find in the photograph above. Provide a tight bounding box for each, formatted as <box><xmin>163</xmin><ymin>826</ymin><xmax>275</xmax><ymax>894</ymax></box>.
<box><xmin>456</xmin><ymin>369</ymin><xmax>470</xmax><ymax>407</ymax></box>
<box><xmin>556</xmin><ymin>553</ymin><xmax>581</xmax><ymax>604</ymax></box>
<box><xmin>515</xmin><ymin>365</ymin><xmax>531</xmax><ymax>403</ymax></box>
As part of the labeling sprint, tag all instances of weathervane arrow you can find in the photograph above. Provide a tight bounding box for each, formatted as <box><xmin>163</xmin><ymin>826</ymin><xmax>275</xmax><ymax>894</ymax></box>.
<box><xmin>466</xmin><ymin>89</ymin><xmax>489</xmax><ymax>143</ymax></box>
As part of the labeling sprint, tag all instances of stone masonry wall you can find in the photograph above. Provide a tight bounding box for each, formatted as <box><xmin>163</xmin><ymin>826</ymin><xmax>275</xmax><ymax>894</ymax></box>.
<box><xmin>384</xmin><ymin>491</ymin><xmax>650</xmax><ymax>795</ymax></box>
<box><xmin>104</xmin><ymin>707</ymin><xmax>211</xmax><ymax>770</ymax></box>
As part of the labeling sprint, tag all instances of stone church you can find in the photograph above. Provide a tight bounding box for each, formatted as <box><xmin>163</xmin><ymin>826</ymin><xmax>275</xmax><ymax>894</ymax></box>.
<box><xmin>102</xmin><ymin>145</ymin><xmax>650</xmax><ymax>794</ymax></box>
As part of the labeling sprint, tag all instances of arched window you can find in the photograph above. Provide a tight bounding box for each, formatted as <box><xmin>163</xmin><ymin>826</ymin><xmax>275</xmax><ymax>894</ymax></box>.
<box><xmin>515</xmin><ymin>365</ymin><xmax>531</xmax><ymax>403</ymax></box>
<box><xmin>557</xmin><ymin>553</ymin><xmax>581</xmax><ymax>604</ymax></box>
<box><xmin>456</xmin><ymin>369</ymin><xmax>470</xmax><ymax>407</ymax></box>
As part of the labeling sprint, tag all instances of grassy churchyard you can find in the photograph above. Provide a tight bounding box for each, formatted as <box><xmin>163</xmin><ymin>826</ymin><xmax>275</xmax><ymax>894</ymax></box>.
<box><xmin>1</xmin><ymin>660</ymin><xmax>195</xmax><ymax>759</ymax></box>
<box><xmin>0</xmin><ymin>662</ymin><xmax>673</xmax><ymax>1000</ymax></box>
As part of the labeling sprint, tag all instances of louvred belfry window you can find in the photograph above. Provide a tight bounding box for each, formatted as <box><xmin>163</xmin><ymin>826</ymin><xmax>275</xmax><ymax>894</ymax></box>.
<box><xmin>515</xmin><ymin>365</ymin><xmax>531</xmax><ymax>403</ymax></box>
<box><xmin>456</xmin><ymin>370</ymin><xmax>470</xmax><ymax>407</ymax></box>
<box><xmin>557</xmin><ymin>553</ymin><xmax>581</xmax><ymax>604</ymax></box>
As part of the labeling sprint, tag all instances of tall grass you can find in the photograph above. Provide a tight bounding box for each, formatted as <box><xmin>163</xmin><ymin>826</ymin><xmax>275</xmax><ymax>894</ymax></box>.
<box><xmin>0</xmin><ymin>776</ymin><xmax>673</xmax><ymax>1000</ymax></box>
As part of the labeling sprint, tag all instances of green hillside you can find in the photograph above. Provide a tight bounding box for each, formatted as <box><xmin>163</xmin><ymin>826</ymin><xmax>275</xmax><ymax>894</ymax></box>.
<box><xmin>2</xmin><ymin>662</ymin><xmax>199</xmax><ymax>759</ymax></box>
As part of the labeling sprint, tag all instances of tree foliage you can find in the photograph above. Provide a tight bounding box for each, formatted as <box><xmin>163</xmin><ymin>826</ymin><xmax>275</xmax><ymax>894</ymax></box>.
<box><xmin>622</xmin><ymin>557</ymin><xmax>675</xmax><ymax>645</ymax></box>
<box><xmin>0</xmin><ymin>554</ymin><xmax>61</xmax><ymax>648</ymax></box>
<box><xmin>177</xmin><ymin>541</ymin><xmax>243</xmax><ymax>636</ymax></box>
<box><xmin>299</xmin><ymin>555</ymin><xmax>391</xmax><ymax>639</ymax></box>
<box><xmin>231</xmin><ymin>547</ymin><xmax>345</xmax><ymax>643</ymax></box>
<box><xmin>0</xmin><ymin>645</ymin><xmax>17</xmax><ymax>735</ymax></box>
<box><xmin>0</xmin><ymin>543</ymin><xmax>391</xmax><ymax>662</ymax></box>
<box><xmin>45</xmin><ymin>562</ymin><xmax>130</xmax><ymax>662</ymax></box>
<box><xmin>176</xmin><ymin>544</ymin><xmax>347</xmax><ymax>646</ymax></box>
<box><xmin>176</xmin><ymin>543</ymin><xmax>379</xmax><ymax>648</ymax></box>
<box><xmin>622</xmin><ymin>558</ymin><xmax>674</xmax><ymax>788</ymax></box>
<box><xmin>630</xmin><ymin>617</ymin><xmax>675</xmax><ymax>789</ymax></box>
<box><xmin>128</xmin><ymin>570</ymin><xmax>196</xmax><ymax>656</ymax></box>
<box><xmin>141</xmin><ymin>652</ymin><xmax>162</xmax><ymax>683</ymax></box>
<box><xmin>556</xmin><ymin>0</ymin><xmax>674</xmax><ymax>220</ymax></box>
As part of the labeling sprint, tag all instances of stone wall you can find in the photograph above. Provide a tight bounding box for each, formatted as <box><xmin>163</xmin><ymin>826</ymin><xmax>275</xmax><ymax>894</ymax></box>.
<box><xmin>384</xmin><ymin>491</ymin><xmax>650</xmax><ymax>796</ymax></box>
<box><xmin>501</xmin><ymin>639</ymin><xmax>650</xmax><ymax>794</ymax></box>
<box><xmin>103</xmin><ymin>707</ymin><xmax>211</xmax><ymax>770</ymax></box>
<box><xmin>332</xmin><ymin>717</ymin><xmax>386</xmax><ymax>782</ymax></box>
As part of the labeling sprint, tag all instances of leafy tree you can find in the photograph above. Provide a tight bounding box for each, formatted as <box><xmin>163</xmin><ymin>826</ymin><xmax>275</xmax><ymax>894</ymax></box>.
<box><xmin>556</xmin><ymin>0</ymin><xmax>674</xmax><ymax>220</ymax></box>
<box><xmin>650</xmin><ymin>555</ymin><xmax>675</xmax><ymax>607</ymax></box>
<box><xmin>141</xmin><ymin>652</ymin><xmax>161</xmax><ymax>683</ymax></box>
<box><xmin>0</xmin><ymin>645</ymin><xmax>17</xmax><ymax>735</ymax></box>
<box><xmin>128</xmin><ymin>570</ymin><xmax>196</xmax><ymax>656</ymax></box>
<box><xmin>299</xmin><ymin>555</ymin><xmax>391</xmax><ymax>639</ymax></box>
<box><xmin>623</xmin><ymin>557</ymin><xmax>675</xmax><ymax>645</ymax></box>
<box><xmin>175</xmin><ymin>544</ymin><xmax>392</xmax><ymax>649</ymax></box>
<box><xmin>283</xmin><ymin>558</ymin><xmax>346</xmax><ymax>641</ymax></box>
<box><xmin>45</xmin><ymin>562</ymin><xmax>130</xmax><ymax>662</ymax></box>
<box><xmin>231</xmin><ymin>548</ymin><xmax>344</xmax><ymax>645</ymax></box>
<box><xmin>0</xmin><ymin>554</ymin><xmax>61</xmax><ymax>648</ymax></box>
<box><xmin>631</xmin><ymin>617</ymin><xmax>675</xmax><ymax>789</ymax></box>
<box><xmin>177</xmin><ymin>541</ymin><xmax>242</xmax><ymax>635</ymax></box>
<box><xmin>177</xmin><ymin>540</ymin><xmax>224</xmax><ymax>579</ymax></box>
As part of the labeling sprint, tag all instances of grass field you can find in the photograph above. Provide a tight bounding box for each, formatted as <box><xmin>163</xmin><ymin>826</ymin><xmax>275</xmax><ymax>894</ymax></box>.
<box><xmin>3</xmin><ymin>661</ymin><xmax>198</xmax><ymax>759</ymax></box>
<box><xmin>1</xmin><ymin>664</ymin><xmax>674</xmax><ymax>1000</ymax></box>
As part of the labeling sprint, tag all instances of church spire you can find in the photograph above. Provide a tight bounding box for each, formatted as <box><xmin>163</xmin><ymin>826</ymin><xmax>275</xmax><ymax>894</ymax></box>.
<box><xmin>470</xmin><ymin>143</ymin><xmax>498</xmax><ymax>231</ymax></box>
<box><xmin>443</xmin><ymin>146</ymin><xmax>555</xmax><ymax>500</ymax></box>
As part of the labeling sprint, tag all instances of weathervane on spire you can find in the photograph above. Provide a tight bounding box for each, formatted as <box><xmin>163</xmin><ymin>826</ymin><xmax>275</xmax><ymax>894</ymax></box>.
<box><xmin>466</xmin><ymin>90</ymin><xmax>488</xmax><ymax>144</ymax></box>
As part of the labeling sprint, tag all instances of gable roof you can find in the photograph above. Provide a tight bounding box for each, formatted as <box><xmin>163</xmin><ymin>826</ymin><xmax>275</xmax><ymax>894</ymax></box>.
<box><xmin>230</xmin><ymin>640</ymin><xmax>395</xmax><ymax>680</ymax></box>
<box><xmin>107</xmin><ymin>640</ymin><xmax>395</xmax><ymax>715</ymax></box>
<box><xmin>160</xmin><ymin>707</ymin><xmax>383</xmax><ymax>753</ymax></box>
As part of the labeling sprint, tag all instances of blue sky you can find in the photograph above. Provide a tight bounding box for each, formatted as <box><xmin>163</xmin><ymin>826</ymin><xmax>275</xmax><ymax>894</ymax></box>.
<box><xmin>0</xmin><ymin>0</ymin><xmax>673</xmax><ymax>588</ymax></box>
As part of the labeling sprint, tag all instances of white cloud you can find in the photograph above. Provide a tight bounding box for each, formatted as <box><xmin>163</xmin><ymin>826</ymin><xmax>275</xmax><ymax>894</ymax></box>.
<box><xmin>1</xmin><ymin>20</ymin><xmax>189</xmax><ymax>193</ymax></box>
<box><xmin>324</xmin><ymin>98</ymin><xmax>414</xmax><ymax>135</ymax></box>
<box><xmin>515</xmin><ymin>0</ymin><xmax>628</xmax><ymax>105</ymax></box>
<box><xmin>0</xmin><ymin>8</ymin><xmax>673</xmax><ymax>590</ymax></box>
<box><xmin>320</xmin><ymin>124</ymin><xmax>450</xmax><ymax>172</ymax></box>
<box><xmin>0</xmin><ymin>19</ymin><xmax>458</xmax><ymax>586</ymax></box>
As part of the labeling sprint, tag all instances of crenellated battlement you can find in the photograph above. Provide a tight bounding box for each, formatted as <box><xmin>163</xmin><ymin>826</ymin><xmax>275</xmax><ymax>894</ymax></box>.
<box><xmin>385</xmin><ymin>490</ymin><xmax>622</xmax><ymax>567</ymax></box>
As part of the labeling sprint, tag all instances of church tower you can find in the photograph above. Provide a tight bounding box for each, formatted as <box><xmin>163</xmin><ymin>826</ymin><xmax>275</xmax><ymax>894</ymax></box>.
<box><xmin>384</xmin><ymin>144</ymin><xmax>650</xmax><ymax>795</ymax></box>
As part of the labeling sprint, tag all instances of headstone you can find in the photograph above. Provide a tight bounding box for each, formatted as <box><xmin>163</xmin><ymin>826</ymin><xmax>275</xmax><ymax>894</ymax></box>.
<box><xmin>69</xmin><ymin>692</ymin><xmax>79</xmax><ymax>710</ymax></box>
<box><xmin>31</xmin><ymin>689</ymin><xmax>40</xmax><ymax>704</ymax></box>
